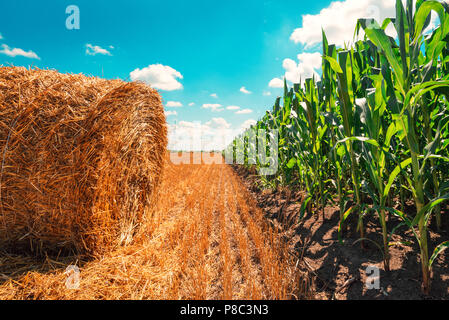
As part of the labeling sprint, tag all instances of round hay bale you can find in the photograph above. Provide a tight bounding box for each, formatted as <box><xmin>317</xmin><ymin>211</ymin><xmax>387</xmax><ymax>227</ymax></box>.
<box><xmin>0</xmin><ymin>66</ymin><xmax>167</xmax><ymax>256</ymax></box>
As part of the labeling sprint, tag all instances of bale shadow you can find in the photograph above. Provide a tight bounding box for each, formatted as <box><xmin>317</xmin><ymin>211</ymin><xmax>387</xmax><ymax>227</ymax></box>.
<box><xmin>0</xmin><ymin>248</ymin><xmax>86</xmax><ymax>286</ymax></box>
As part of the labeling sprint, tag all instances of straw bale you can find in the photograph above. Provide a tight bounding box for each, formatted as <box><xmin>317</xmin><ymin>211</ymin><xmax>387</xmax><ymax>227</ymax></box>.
<box><xmin>0</xmin><ymin>67</ymin><xmax>167</xmax><ymax>255</ymax></box>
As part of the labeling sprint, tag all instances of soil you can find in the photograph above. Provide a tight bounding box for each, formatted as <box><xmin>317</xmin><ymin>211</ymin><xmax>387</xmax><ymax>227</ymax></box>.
<box><xmin>232</xmin><ymin>165</ymin><xmax>449</xmax><ymax>300</ymax></box>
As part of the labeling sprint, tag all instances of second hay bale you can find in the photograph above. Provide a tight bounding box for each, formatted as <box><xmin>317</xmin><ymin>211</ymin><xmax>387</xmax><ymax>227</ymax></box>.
<box><xmin>0</xmin><ymin>67</ymin><xmax>167</xmax><ymax>255</ymax></box>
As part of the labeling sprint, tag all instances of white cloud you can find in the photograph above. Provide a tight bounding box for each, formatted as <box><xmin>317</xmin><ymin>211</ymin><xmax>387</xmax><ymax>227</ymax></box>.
<box><xmin>206</xmin><ymin>117</ymin><xmax>231</xmax><ymax>129</ymax></box>
<box><xmin>283</xmin><ymin>52</ymin><xmax>322</xmax><ymax>83</ymax></box>
<box><xmin>188</xmin><ymin>102</ymin><xmax>195</xmax><ymax>106</ymax></box>
<box><xmin>290</xmin><ymin>0</ymin><xmax>400</xmax><ymax>48</ymax></box>
<box><xmin>241</xmin><ymin>119</ymin><xmax>257</xmax><ymax>130</ymax></box>
<box><xmin>175</xmin><ymin>121</ymin><xmax>199</xmax><ymax>129</ymax></box>
<box><xmin>166</xmin><ymin>101</ymin><xmax>183</xmax><ymax>108</ymax></box>
<box><xmin>236</xmin><ymin>109</ymin><xmax>253</xmax><ymax>115</ymax></box>
<box><xmin>424</xmin><ymin>11</ymin><xmax>440</xmax><ymax>34</ymax></box>
<box><xmin>269</xmin><ymin>78</ymin><xmax>284</xmax><ymax>88</ymax></box>
<box><xmin>0</xmin><ymin>44</ymin><xmax>40</xmax><ymax>59</ymax></box>
<box><xmin>165</xmin><ymin>110</ymin><xmax>178</xmax><ymax>117</ymax></box>
<box><xmin>202</xmin><ymin>103</ymin><xmax>224</xmax><ymax>112</ymax></box>
<box><xmin>226</xmin><ymin>106</ymin><xmax>241</xmax><ymax>111</ymax></box>
<box><xmin>168</xmin><ymin>119</ymin><xmax>234</xmax><ymax>151</ymax></box>
<box><xmin>167</xmin><ymin>117</ymin><xmax>260</xmax><ymax>151</ymax></box>
<box><xmin>289</xmin><ymin>0</ymin><xmax>445</xmax><ymax>49</ymax></box>
<box><xmin>240</xmin><ymin>86</ymin><xmax>252</xmax><ymax>94</ymax></box>
<box><xmin>269</xmin><ymin>53</ymin><xmax>321</xmax><ymax>88</ymax></box>
<box><xmin>0</xmin><ymin>33</ymin><xmax>3</xmax><ymax>40</ymax></box>
<box><xmin>130</xmin><ymin>64</ymin><xmax>183</xmax><ymax>91</ymax></box>
<box><xmin>86</xmin><ymin>44</ymin><xmax>112</xmax><ymax>56</ymax></box>
<box><xmin>263</xmin><ymin>91</ymin><xmax>272</xmax><ymax>96</ymax></box>
<box><xmin>210</xmin><ymin>93</ymin><xmax>218</xmax><ymax>98</ymax></box>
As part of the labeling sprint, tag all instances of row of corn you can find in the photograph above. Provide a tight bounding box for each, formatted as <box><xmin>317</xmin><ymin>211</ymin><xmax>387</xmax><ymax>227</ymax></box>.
<box><xmin>226</xmin><ymin>0</ymin><xmax>449</xmax><ymax>294</ymax></box>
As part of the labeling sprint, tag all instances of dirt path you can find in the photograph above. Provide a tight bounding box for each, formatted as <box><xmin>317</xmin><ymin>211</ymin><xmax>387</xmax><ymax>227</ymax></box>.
<box><xmin>0</xmin><ymin>155</ymin><xmax>307</xmax><ymax>300</ymax></box>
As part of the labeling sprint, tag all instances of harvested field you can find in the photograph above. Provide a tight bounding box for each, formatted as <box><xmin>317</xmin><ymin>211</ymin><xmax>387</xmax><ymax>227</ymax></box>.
<box><xmin>2</xmin><ymin>0</ymin><xmax>449</xmax><ymax>305</ymax></box>
<box><xmin>0</xmin><ymin>154</ymin><xmax>310</xmax><ymax>300</ymax></box>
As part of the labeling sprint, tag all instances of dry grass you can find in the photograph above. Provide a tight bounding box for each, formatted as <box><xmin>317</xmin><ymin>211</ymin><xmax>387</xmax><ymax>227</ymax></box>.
<box><xmin>0</xmin><ymin>66</ymin><xmax>167</xmax><ymax>256</ymax></box>
<box><xmin>0</xmin><ymin>154</ymin><xmax>311</xmax><ymax>300</ymax></box>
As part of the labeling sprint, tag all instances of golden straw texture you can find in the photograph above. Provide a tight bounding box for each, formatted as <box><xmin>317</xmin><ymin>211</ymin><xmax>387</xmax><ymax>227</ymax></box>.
<box><xmin>0</xmin><ymin>66</ymin><xmax>167</xmax><ymax>256</ymax></box>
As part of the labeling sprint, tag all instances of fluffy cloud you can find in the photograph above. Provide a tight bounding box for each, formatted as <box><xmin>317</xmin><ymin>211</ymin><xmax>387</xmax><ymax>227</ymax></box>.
<box><xmin>424</xmin><ymin>11</ymin><xmax>440</xmax><ymax>34</ymax></box>
<box><xmin>167</xmin><ymin>117</ymin><xmax>259</xmax><ymax>151</ymax></box>
<box><xmin>236</xmin><ymin>109</ymin><xmax>253</xmax><ymax>115</ymax></box>
<box><xmin>269</xmin><ymin>52</ymin><xmax>322</xmax><ymax>87</ymax></box>
<box><xmin>86</xmin><ymin>44</ymin><xmax>112</xmax><ymax>56</ymax></box>
<box><xmin>130</xmin><ymin>64</ymin><xmax>183</xmax><ymax>91</ymax></box>
<box><xmin>206</xmin><ymin>117</ymin><xmax>231</xmax><ymax>129</ymax></box>
<box><xmin>290</xmin><ymin>0</ymin><xmax>446</xmax><ymax>48</ymax></box>
<box><xmin>188</xmin><ymin>102</ymin><xmax>195</xmax><ymax>106</ymax></box>
<box><xmin>268</xmin><ymin>78</ymin><xmax>284</xmax><ymax>88</ymax></box>
<box><xmin>284</xmin><ymin>52</ymin><xmax>322</xmax><ymax>83</ymax></box>
<box><xmin>210</xmin><ymin>93</ymin><xmax>218</xmax><ymax>98</ymax></box>
<box><xmin>168</xmin><ymin>118</ymin><xmax>233</xmax><ymax>151</ymax></box>
<box><xmin>0</xmin><ymin>44</ymin><xmax>40</xmax><ymax>59</ymax></box>
<box><xmin>226</xmin><ymin>106</ymin><xmax>241</xmax><ymax>111</ymax></box>
<box><xmin>240</xmin><ymin>86</ymin><xmax>252</xmax><ymax>94</ymax></box>
<box><xmin>263</xmin><ymin>91</ymin><xmax>272</xmax><ymax>96</ymax></box>
<box><xmin>165</xmin><ymin>110</ymin><xmax>178</xmax><ymax>117</ymax></box>
<box><xmin>241</xmin><ymin>119</ymin><xmax>257</xmax><ymax>130</ymax></box>
<box><xmin>166</xmin><ymin>101</ymin><xmax>183</xmax><ymax>108</ymax></box>
<box><xmin>290</xmin><ymin>0</ymin><xmax>400</xmax><ymax>48</ymax></box>
<box><xmin>202</xmin><ymin>103</ymin><xmax>224</xmax><ymax>112</ymax></box>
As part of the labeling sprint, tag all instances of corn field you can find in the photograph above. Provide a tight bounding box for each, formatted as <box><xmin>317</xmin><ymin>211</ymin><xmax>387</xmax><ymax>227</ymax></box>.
<box><xmin>227</xmin><ymin>0</ymin><xmax>449</xmax><ymax>294</ymax></box>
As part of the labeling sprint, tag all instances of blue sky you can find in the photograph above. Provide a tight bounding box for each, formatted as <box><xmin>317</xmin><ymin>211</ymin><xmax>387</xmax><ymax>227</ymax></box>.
<box><xmin>0</xmin><ymin>0</ymin><xmax>411</xmax><ymax>150</ymax></box>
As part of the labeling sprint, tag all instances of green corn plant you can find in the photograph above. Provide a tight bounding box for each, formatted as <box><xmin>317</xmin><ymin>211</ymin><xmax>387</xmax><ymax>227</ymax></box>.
<box><xmin>295</xmin><ymin>78</ymin><xmax>329</xmax><ymax>220</ymax></box>
<box><xmin>355</xmin><ymin>81</ymin><xmax>399</xmax><ymax>271</ymax></box>
<box><xmin>359</xmin><ymin>0</ymin><xmax>449</xmax><ymax>293</ymax></box>
<box><xmin>227</xmin><ymin>0</ymin><xmax>449</xmax><ymax>296</ymax></box>
<box><xmin>324</xmin><ymin>50</ymin><xmax>367</xmax><ymax>248</ymax></box>
<box><xmin>322</xmin><ymin>31</ymin><xmax>347</xmax><ymax>222</ymax></box>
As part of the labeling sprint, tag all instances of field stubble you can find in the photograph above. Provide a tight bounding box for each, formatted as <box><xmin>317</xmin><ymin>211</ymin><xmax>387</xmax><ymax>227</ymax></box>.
<box><xmin>0</xmin><ymin>153</ymin><xmax>310</xmax><ymax>300</ymax></box>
